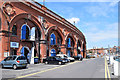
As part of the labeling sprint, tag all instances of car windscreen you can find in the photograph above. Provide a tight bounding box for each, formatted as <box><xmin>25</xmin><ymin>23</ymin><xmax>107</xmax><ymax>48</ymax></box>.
<box><xmin>55</xmin><ymin>57</ymin><xmax>62</xmax><ymax>60</ymax></box>
<box><xmin>17</xmin><ymin>56</ymin><xmax>26</xmax><ymax>60</ymax></box>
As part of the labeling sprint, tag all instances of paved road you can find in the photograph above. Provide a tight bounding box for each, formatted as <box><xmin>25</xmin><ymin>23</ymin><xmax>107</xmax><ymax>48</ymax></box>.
<box><xmin>27</xmin><ymin>58</ymin><xmax>105</xmax><ymax>78</ymax></box>
<box><xmin>1</xmin><ymin>57</ymin><xmax>107</xmax><ymax>79</ymax></box>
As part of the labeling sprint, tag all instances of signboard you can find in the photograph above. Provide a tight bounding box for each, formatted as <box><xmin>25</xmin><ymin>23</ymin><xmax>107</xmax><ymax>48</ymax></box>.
<box><xmin>78</xmin><ymin>47</ymin><xmax>81</xmax><ymax>50</ymax></box>
<box><xmin>10</xmin><ymin>42</ymin><xmax>19</xmax><ymax>48</ymax></box>
<box><xmin>4</xmin><ymin>52</ymin><xmax>9</xmax><ymax>57</ymax></box>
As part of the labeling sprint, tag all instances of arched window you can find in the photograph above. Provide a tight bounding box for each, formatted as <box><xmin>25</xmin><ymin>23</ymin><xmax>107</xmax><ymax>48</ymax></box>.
<box><xmin>50</xmin><ymin>33</ymin><xmax>56</xmax><ymax>45</ymax></box>
<box><xmin>51</xmin><ymin>49</ymin><xmax>56</xmax><ymax>56</ymax></box>
<box><xmin>30</xmin><ymin>27</ymin><xmax>35</xmax><ymax>41</ymax></box>
<box><xmin>21</xmin><ymin>24</ymin><xmax>30</xmax><ymax>40</ymax></box>
<box><xmin>67</xmin><ymin>38</ymin><xmax>71</xmax><ymax>48</ymax></box>
<box><xmin>12</xmin><ymin>25</ymin><xmax>17</xmax><ymax>36</ymax></box>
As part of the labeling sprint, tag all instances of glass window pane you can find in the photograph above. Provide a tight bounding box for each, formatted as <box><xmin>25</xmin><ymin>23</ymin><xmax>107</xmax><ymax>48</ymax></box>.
<box><xmin>21</xmin><ymin>25</ymin><xmax>26</xmax><ymax>39</ymax></box>
<box><xmin>50</xmin><ymin>33</ymin><xmax>56</xmax><ymax>45</ymax></box>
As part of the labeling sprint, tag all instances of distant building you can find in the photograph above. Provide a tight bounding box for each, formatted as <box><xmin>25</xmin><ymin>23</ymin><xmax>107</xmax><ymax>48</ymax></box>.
<box><xmin>87</xmin><ymin>46</ymin><xmax>120</xmax><ymax>55</ymax></box>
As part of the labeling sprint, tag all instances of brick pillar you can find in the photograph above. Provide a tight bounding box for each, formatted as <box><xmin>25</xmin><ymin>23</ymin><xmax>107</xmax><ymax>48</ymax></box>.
<box><xmin>0</xmin><ymin>33</ymin><xmax>2</xmax><ymax>62</ymax></box>
<box><xmin>84</xmin><ymin>44</ymin><xmax>86</xmax><ymax>58</ymax></box>
<box><xmin>61</xmin><ymin>38</ymin><xmax>66</xmax><ymax>54</ymax></box>
<box><xmin>81</xmin><ymin>41</ymin><xmax>84</xmax><ymax>57</ymax></box>
<box><xmin>61</xmin><ymin>45</ymin><xmax>66</xmax><ymax>54</ymax></box>
<box><xmin>40</xmin><ymin>43</ymin><xmax>47</xmax><ymax>63</ymax></box>
<box><xmin>74</xmin><ymin>43</ymin><xmax>77</xmax><ymax>56</ymax></box>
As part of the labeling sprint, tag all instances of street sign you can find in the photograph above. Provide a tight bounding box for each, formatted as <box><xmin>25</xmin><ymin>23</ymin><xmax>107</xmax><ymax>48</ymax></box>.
<box><xmin>10</xmin><ymin>42</ymin><xmax>19</xmax><ymax>48</ymax></box>
<box><xmin>4</xmin><ymin>52</ymin><xmax>9</xmax><ymax>57</ymax></box>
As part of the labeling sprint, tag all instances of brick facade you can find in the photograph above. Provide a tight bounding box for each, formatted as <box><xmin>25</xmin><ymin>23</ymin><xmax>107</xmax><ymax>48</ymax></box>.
<box><xmin>0</xmin><ymin>1</ymin><xmax>86</xmax><ymax>63</ymax></box>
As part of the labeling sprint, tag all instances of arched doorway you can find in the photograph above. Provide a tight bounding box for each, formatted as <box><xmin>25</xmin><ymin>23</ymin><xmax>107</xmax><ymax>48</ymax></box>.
<box><xmin>20</xmin><ymin>46</ymin><xmax>30</xmax><ymax>63</ymax></box>
<box><xmin>67</xmin><ymin>50</ymin><xmax>71</xmax><ymax>57</ymax></box>
<box><xmin>10</xmin><ymin>49</ymin><xmax>17</xmax><ymax>55</ymax></box>
<box><xmin>77</xmin><ymin>40</ymin><xmax>81</xmax><ymax>56</ymax></box>
<box><xmin>51</xmin><ymin>49</ymin><xmax>56</xmax><ymax>56</ymax></box>
<box><xmin>47</xmin><ymin>29</ymin><xmax>63</xmax><ymax>57</ymax></box>
<box><xmin>66</xmin><ymin>36</ymin><xmax>75</xmax><ymax>57</ymax></box>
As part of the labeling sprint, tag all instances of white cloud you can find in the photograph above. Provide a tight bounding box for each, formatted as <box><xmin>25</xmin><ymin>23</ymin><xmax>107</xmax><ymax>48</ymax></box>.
<box><xmin>109</xmin><ymin>0</ymin><xmax>119</xmax><ymax>7</ymax></box>
<box><xmin>84</xmin><ymin>22</ymin><xmax>118</xmax><ymax>42</ymax></box>
<box><xmin>67</xmin><ymin>17</ymin><xmax>80</xmax><ymax>24</ymax></box>
<box><xmin>84</xmin><ymin>2</ymin><xmax>117</xmax><ymax>18</ymax></box>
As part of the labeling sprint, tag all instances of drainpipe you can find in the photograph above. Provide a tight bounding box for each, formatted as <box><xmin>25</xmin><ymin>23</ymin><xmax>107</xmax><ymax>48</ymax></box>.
<box><xmin>7</xmin><ymin>20</ymin><xmax>10</xmax><ymax>56</ymax></box>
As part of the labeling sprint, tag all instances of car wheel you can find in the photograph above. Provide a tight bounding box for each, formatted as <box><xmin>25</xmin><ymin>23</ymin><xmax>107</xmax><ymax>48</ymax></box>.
<box><xmin>45</xmin><ymin>61</ymin><xmax>48</xmax><ymax>64</ymax></box>
<box><xmin>13</xmin><ymin>65</ymin><xmax>17</xmax><ymax>70</ymax></box>
<box><xmin>23</xmin><ymin>66</ymin><xmax>27</xmax><ymax>69</ymax></box>
<box><xmin>58</xmin><ymin>62</ymin><xmax>62</xmax><ymax>65</ymax></box>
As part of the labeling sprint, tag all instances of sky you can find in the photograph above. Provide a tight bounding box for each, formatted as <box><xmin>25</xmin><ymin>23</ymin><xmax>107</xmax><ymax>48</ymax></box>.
<box><xmin>35</xmin><ymin>0</ymin><xmax>118</xmax><ymax>49</ymax></box>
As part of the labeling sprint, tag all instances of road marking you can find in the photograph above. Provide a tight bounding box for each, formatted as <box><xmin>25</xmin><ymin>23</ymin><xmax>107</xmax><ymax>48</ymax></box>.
<box><xmin>8</xmin><ymin>61</ymin><xmax>80</xmax><ymax>80</ymax></box>
<box><xmin>106</xmin><ymin>59</ymin><xmax>111</xmax><ymax>80</ymax></box>
<box><xmin>105</xmin><ymin>57</ymin><xmax>107</xmax><ymax>80</ymax></box>
<box><xmin>105</xmin><ymin>57</ymin><xmax>111</xmax><ymax>80</ymax></box>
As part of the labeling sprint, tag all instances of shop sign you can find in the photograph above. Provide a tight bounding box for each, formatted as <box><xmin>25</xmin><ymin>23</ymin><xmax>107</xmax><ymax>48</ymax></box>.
<box><xmin>10</xmin><ymin>42</ymin><xmax>19</xmax><ymax>48</ymax></box>
<box><xmin>78</xmin><ymin>47</ymin><xmax>81</xmax><ymax>50</ymax></box>
<box><xmin>4</xmin><ymin>52</ymin><xmax>9</xmax><ymax>57</ymax></box>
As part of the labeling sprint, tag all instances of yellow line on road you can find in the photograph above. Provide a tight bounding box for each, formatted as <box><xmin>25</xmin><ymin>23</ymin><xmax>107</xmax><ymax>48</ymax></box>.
<box><xmin>9</xmin><ymin>61</ymin><xmax>79</xmax><ymax>80</ymax></box>
<box><xmin>106</xmin><ymin>59</ymin><xmax>111</xmax><ymax>80</ymax></box>
<box><xmin>105</xmin><ymin>57</ymin><xmax>107</xmax><ymax>80</ymax></box>
<box><xmin>105</xmin><ymin>57</ymin><xmax>111</xmax><ymax>80</ymax></box>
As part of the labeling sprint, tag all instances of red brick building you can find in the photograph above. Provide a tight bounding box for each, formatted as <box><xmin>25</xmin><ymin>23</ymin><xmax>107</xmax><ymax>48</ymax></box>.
<box><xmin>0</xmin><ymin>0</ymin><xmax>86</xmax><ymax>63</ymax></box>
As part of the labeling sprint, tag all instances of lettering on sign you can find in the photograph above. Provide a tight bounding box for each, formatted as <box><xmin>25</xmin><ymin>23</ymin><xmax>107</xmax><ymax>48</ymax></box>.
<box><xmin>10</xmin><ymin>42</ymin><xmax>19</xmax><ymax>48</ymax></box>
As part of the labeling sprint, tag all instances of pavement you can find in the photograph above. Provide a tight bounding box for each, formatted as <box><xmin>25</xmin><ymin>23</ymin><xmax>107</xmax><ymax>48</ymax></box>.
<box><xmin>1</xmin><ymin>57</ymin><xmax>120</xmax><ymax>79</ymax></box>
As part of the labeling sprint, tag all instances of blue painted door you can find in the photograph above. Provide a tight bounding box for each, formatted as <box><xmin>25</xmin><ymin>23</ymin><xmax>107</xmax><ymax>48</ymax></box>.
<box><xmin>67</xmin><ymin>50</ymin><xmax>71</xmax><ymax>57</ymax></box>
<box><xmin>67</xmin><ymin>38</ymin><xmax>71</xmax><ymax>48</ymax></box>
<box><xmin>21</xmin><ymin>25</ymin><xmax>26</xmax><ymax>39</ymax></box>
<box><xmin>51</xmin><ymin>49</ymin><xmax>56</xmax><ymax>56</ymax></box>
<box><xmin>50</xmin><ymin>33</ymin><xmax>56</xmax><ymax>45</ymax></box>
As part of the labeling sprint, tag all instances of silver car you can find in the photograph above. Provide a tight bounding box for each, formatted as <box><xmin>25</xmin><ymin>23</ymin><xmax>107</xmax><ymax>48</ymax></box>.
<box><xmin>1</xmin><ymin>55</ymin><xmax>27</xmax><ymax>70</ymax></box>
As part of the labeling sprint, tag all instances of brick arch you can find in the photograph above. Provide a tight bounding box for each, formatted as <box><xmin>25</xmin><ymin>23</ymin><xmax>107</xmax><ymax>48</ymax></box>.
<box><xmin>65</xmin><ymin>33</ymin><xmax>76</xmax><ymax>46</ymax></box>
<box><xmin>46</xmin><ymin>26</ymin><xmax>65</xmax><ymax>44</ymax></box>
<box><xmin>9</xmin><ymin>13</ymin><xmax>45</xmax><ymax>39</ymax></box>
<box><xmin>77</xmin><ymin>40</ymin><xmax>82</xmax><ymax>47</ymax></box>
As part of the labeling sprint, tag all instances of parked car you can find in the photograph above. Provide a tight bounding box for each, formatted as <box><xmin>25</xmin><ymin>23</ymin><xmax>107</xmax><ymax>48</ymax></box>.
<box><xmin>73</xmin><ymin>54</ymin><xmax>83</xmax><ymax>61</ymax></box>
<box><xmin>1</xmin><ymin>55</ymin><xmax>27</xmax><ymax>70</ymax></box>
<box><xmin>56</xmin><ymin>54</ymin><xmax>75</xmax><ymax>62</ymax></box>
<box><xmin>114</xmin><ymin>56</ymin><xmax>120</xmax><ymax>62</ymax></box>
<box><xmin>43</xmin><ymin>56</ymin><xmax>67</xmax><ymax>65</ymax></box>
<box><xmin>56</xmin><ymin>56</ymin><xmax>69</xmax><ymax>63</ymax></box>
<box><xmin>90</xmin><ymin>55</ymin><xmax>96</xmax><ymax>58</ymax></box>
<box><xmin>86</xmin><ymin>55</ymin><xmax>91</xmax><ymax>59</ymax></box>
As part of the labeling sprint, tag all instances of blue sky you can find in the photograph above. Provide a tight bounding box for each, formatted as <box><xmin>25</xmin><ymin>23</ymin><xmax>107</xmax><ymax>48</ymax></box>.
<box><xmin>36</xmin><ymin>1</ymin><xmax>118</xmax><ymax>49</ymax></box>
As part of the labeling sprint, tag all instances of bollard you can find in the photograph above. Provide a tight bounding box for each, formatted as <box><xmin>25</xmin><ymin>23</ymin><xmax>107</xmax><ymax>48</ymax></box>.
<box><xmin>113</xmin><ymin>60</ymin><xmax>118</xmax><ymax>76</ymax></box>
<box><xmin>109</xmin><ymin>56</ymin><xmax>114</xmax><ymax>66</ymax></box>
